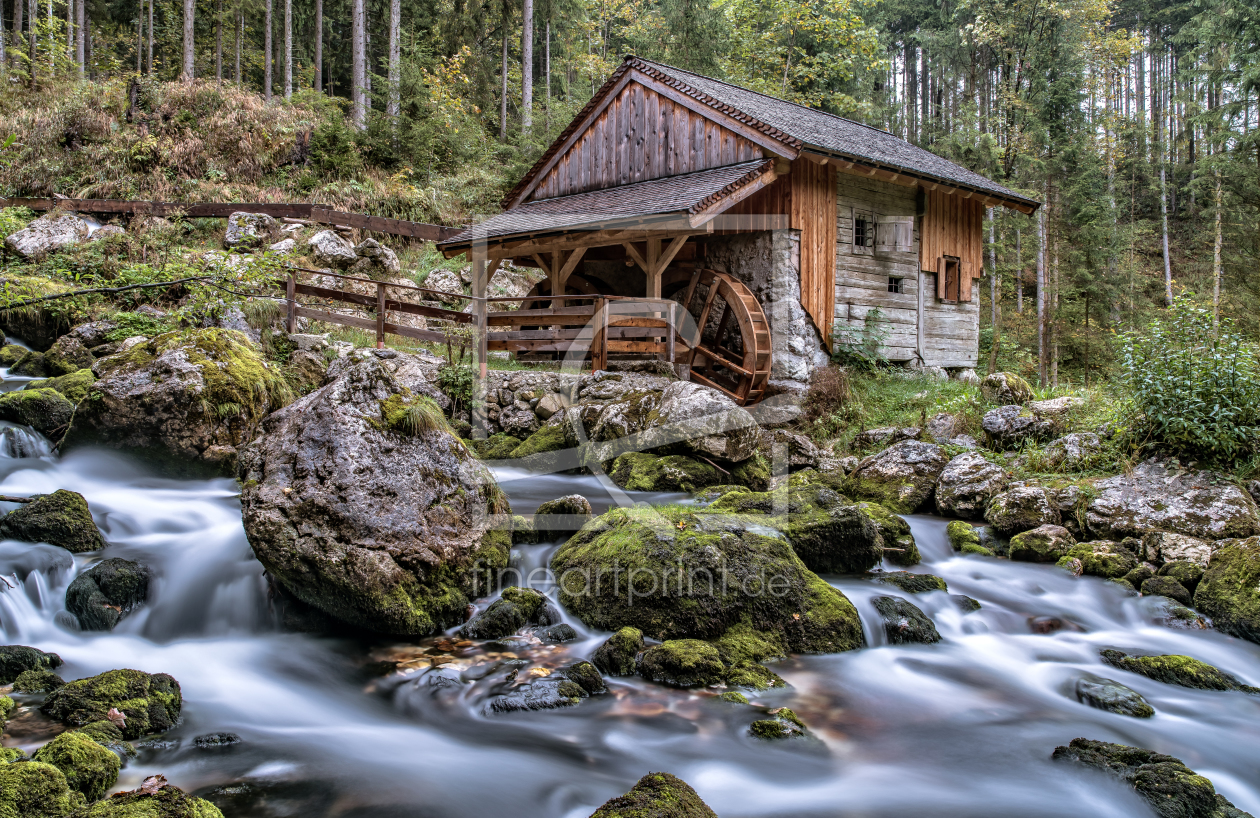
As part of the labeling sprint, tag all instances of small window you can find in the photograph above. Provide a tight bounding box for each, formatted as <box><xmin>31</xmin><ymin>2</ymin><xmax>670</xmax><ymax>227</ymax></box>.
<box><xmin>937</xmin><ymin>256</ymin><xmax>961</xmax><ymax>302</ymax></box>
<box><xmin>887</xmin><ymin>277</ymin><xmax>902</xmax><ymax>294</ymax></box>
<box><xmin>853</xmin><ymin>210</ymin><xmax>874</xmax><ymax>255</ymax></box>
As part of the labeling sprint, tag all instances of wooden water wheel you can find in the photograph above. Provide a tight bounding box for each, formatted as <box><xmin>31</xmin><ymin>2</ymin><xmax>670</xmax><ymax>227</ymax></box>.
<box><xmin>662</xmin><ymin>268</ymin><xmax>772</xmax><ymax>406</ymax></box>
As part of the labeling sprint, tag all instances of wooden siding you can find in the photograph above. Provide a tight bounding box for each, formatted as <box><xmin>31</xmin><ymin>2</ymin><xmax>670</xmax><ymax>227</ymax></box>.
<box><xmin>792</xmin><ymin>161</ymin><xmax>837</xmax><ymax>344</ymax></box>
<box><xmin>530</xmin><ymin>80</ymin><xmax>765</xmax><ymax>201</ymax></box>
<box><xmin>919</xmin><ymin>189</ymin><xmax>985</xmax><ymax>301</ymax></box>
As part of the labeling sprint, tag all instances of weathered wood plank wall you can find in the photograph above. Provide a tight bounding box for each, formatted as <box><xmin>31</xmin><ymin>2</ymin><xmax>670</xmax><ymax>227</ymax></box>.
<box><xmin>919</xmin><ymin>188</ymin><xmax>985</xmax><ymax>299</ymax></box>
<box><xmin>791</xmin><ymin>160</ymin><xmax>837</xmax><ymax>345</ymax></box>
<box><xmin>530</xmin><ymin>81</ymin><xmax>765</xmax><ymax>201</ymax></box>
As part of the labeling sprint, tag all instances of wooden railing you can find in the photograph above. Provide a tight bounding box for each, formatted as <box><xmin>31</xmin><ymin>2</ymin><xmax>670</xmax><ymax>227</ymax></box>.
<box><xmin>283</xmin><ymin>268</ymin><xmax>683</xmax><ymax>371</ymax></box>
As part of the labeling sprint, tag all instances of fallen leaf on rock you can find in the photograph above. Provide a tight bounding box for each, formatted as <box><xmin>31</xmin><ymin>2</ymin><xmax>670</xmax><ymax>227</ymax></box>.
<box><xmin>140</xmin><ymin>774</ymin><xmax>167</xmax><ymax>795</ymax></box>
<box><xmin>106</xmin><ymin>708</ymin><xmax>127</xmax><ymax>728</ymax></box>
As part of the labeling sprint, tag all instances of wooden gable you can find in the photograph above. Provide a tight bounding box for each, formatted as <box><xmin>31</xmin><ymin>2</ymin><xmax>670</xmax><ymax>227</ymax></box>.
<box><xmin>919</xmin><ymin>189</ymin><xmax>985</xmax><ymax>301</ymax></box>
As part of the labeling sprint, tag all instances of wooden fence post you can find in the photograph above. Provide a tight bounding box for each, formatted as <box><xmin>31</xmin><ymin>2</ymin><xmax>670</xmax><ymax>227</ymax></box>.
<box><xmin>667</xmin><ymin>301</ymin><xmax>675</xmax><ymax>364</ymax></box>
<box><xmin>285</xmin><ymin>271</ymin><xmax>296</xmax><ymax>333</ymax></box>
<box><xmin>375</xmin><ymin>282</ymin><xmax>386</xmax><ymax>349</ymax></box>
<box><xmin>470</xmin><ymin>252</ymin><xmax>489</xmax><ymax>440</ymax></box>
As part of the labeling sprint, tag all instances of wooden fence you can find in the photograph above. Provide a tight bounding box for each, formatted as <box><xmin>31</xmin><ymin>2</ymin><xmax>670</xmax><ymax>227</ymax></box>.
<box><xmin>284</xmin><ymin>268</ymin><xmax>682</xmax><ymax>372</ymax></box>
<box><xmin>0</xmin><ymin>198</ymin><xmax>463</xmax><ymax>243</ymax></box>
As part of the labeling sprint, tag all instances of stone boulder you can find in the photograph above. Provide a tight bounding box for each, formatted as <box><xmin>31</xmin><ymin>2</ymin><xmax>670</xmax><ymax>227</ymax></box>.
<box><xmin>636</xmin><ymin>640</ymin><xmax>726</xmax><ymax>688</ymax></box>
<box><xmin>935</xmin><ymin>452</ymin><xmax>1008</xmax><ymax>519</ymax></box>
<box><xmin>642</xmin><ymin>381</ymin><xmax>760</xmax><ymax>464</ymax></box>
<box><xmin>66</xmin><ymin>558</ymin><xmax>151</xmax><ymax>631</ymax></box>
<box><xmin>1043</xmin><ymin>432</ymin><xmax>1101</xmax><ymax>470</ymax></box>
<box><xmin>348</xmin><ymin>238</ymin><xmax>401</xmax><ymax>279</ymax></box>
<box><xmin>985</xmin><ymin>484</ymin><xmax>1060</xmax><ymax>535</ymax></box>
<box><xmin>421</xmin><ymin>268</ymin><xmax>466</xmax><ymax>305</ymax></box>
<box><xmin>223</xmin><ymin>212</ymin><xmax>277</xmax><ymax>250</ymax></box>
<box><xmin>1009</xmin><ymin>524</ymin><xmax>1075</xmax><ymax>563</ymax></box>
<box><xmin>27</xmin><ymin>368</ymin><xmax>97</xmax><ymax>404</ymax></box>
<box><xmin>268</xmin><ymin>238</ymin><xmax>296</xmax><ymax>253</ymax></box>
<box><xmin>4</xmin><ymin>214</ymin><xmax>90</xmax><ymax>259</ymax></box>
<box><xmin>0</xmin><ymin>762</ymin><xmax>84</xmax><ymax>817</ymax></box>
<box><xmin>925</xmin><ymin>413</ymin><xmax>960</xmax><ymax>443</ymax></box>
<box><xmin>1074</xmin><ymin>677</ymin><xmax>1154</xmax><ymax>718</ymax></box>
<box><xmin>64</xmin><ymin>329</ymin><xmax>291</xmax><ymax>477</ymax></box>
<box><xmin>871</xmin><ymin>596</ymin><xmax>940</xmax><ymax>645</ymax></box>
<box><xmin>979</xmin><ymin>372</ymin><xmax>1034</xmax><ymax>405</ymax></box>
<box><xmin>41</xmin><ymin>668</ymin><xmax>182</xmax><ymax>740</ymax></box>
<box><xmin>239</xmin><ymin>356</ymin><xmax>510</xmax><ymax>635</ymax></box>
<box><xmin>1086</xmin><ymin>459</ymin><xmax>1260</xmax><ymax>541</ymax></box>
<box><xmin>852</xmin><ymin>426</ymin><xmax>921</xmax><ymax>451</ymax></box>
<box><xmin>1194</xmin><ymin>537</ymin><xmax>1260</xmax><ymax>645</ymax></box>
<box><xmin>307</xmin><ymin>230</ymin><xmax>357</xmax><ymax>268</ymax></box>
<box><xmin>590</xmin><ymin>772</ymin><xmax>718</xmax><ymax>818</ymax></box>
<box><xmin>0</xmin><ymin>644</ymin><xmax>63</xmax><ymax>684</ymax></box>
<box><xmin>0</xmin><ymin>387</ymin><xmax>75</xmax><ymax>438</ymax></box>
<box><xmin>44</xmin><ymin>335</ymin><xmax>94</xmax><ymax>376</ymax></box>
<box><xmin>591</xmin><ymin>627</ymin><xmax>645</xmax><ymax>676</ymax></box>
<box><xmin>1100</xmin><ymin>649</ymin><xmax>1259</xmax><ymax>693</ymax></box>
<box><xmin>13</xmin><ymin>669</ymin><xmax>63</xmax><ymax>693</ymax></box>
<box><xmin>72</xmin><ymin>779</ymin><xmax>223</xmax><ymax>817</ymax></box>
<box><xmin>1058</xmin><ymin>541</ymin><xmax>1138</xmax><ymax>579</ymax></box>
<box><xmin>459</xmin><ymin>586</ymin><xmax>555</xmax><ymax>640</ymax></box>
<box><xmin>1029</xmin><ymin>396</ymin><xmax>1082</xmax><ymax>425</ymax></box>
<box><xmin>844</xmin><ymin>440</ymin><xmax>949</xmax><ymax>513</ymax></box>
<box><xmin>609</xmin><ymin>452</ymin><xmax>720</xmax><ymax>493</ymax></box>
<box><xmin>982</xmin><ymin>404</ymin><xmax>1055</xmax><ymax>449</ymax></box>
<box><xmin>551</xmin><ymin>505</ymin><xmax>864</xmax><ymax>653</ymax></box>
<box><xmin>1052</xmin><ymin>738</ymin><xmax>1252</xmax><ymax>818</ymax></box>
<box><xmin>0</xmin><ymin>490</ymin><xmax>103</xmax><ymax>553</ymax></box>
<box><xmin>874</xmin><ymin>571</ymin><xmax>947</xmax><ymax>594</ymax></box>
<box><xmin>31</xmin><ymin>730</ymin><xmax>120</xmax><ymax>801</ymax></box>
<box><xmin>1140</xmin><ymin>531</ymin><xmax>1216</xmax><ymax>567</ymax></box>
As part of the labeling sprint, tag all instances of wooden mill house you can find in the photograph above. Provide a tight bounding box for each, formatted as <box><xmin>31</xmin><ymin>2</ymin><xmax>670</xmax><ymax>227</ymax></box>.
<box><xmin>439</xmin><ymin>56</ymin><xmax>1039</xmax><ymax>403</ymax></box>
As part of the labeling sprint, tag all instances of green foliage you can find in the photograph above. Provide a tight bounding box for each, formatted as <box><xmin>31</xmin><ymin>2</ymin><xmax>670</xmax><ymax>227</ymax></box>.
<box><xmin>308</xmin><ymin>114</ymin><xmax>363</xmax><ymax>180</ymax></box>
<box><xmin>382</xmin><ymin>393</ymin><xmax>452</xmax><ymax>436</ymax></box>
<box><xmin>1121</xmin><ymin>298</ymin><xmax>1260</xmax><ymax>460</ymax></box>
<box><xmin>831</xmin><ymin>309</ymin><xmax>889</xmax><ymax>372</ymax></box>
<box><xmin>0</xmin><ymin>207</ymin><xmax>33</xmax><ymax>238</ymax></box>
<box><xmin>437</xmin><ymin>362</ymin><xmax>474</xmax><ymax>414</ymax></box>
<box><xmin>104</xmin><ymin>311</ymin><xmax>176</xmax><ymax>341</ymax></box>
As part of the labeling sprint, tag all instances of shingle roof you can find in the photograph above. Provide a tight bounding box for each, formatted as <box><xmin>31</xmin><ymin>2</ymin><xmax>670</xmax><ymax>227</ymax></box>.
<box><xmin>442</xmin><ymin>160</ymin><xmax>773</xmax><ymax>248</ymax></box>
<box><xmin>504</xmin><ymin>56</ymin><xmax>1037</xmax><ymax>212</ymax></box>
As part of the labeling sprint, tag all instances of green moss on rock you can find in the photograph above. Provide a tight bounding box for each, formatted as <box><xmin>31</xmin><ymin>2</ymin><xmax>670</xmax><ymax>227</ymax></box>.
<box><xmin>591</xmin><ymin>627</ymin><xmax>645</xmax><ymax>676</ymax></box>
<box><xmin>510</xmin><ymin>425</ymin><xmax>567</xmax><ymax>459</ymax></box>
<box><xmin>1009</xmin><ymin>525</ymin><xmax>1074</xmax><ymax>563</ymax></box>
<box><xmin>1100</xmin><ymin>649</ymin><xmax>1259</xmax><ymax>693</ymax></box>
<box><xmin>66</xmin><ymin>558</ymin><xmax>151</xmax><ymax>631</ymax></box>
<box><xmin>0</xmin><ymin>387</ymin><xmax>74</xmax><ymax>437</ymax></box>
<box><xmin>731</xmin><ymin>452</ymin><xmax>771</xmax><ymax>491</ymax></box>
<box><xmin>724</xmin><ymin>660</ymin><xmax>787</xmax><ymax>691</ymax></box>
<box><xmin>1194</xmin><ymin>537</ymin><xmax>1260</xmax><ymax>645</ymax></box>
<box><xmin>874</xmin><ymin>571</ymin><xmax>948</xmax><ymax>594</ymax></box>
<box><xmin>871</xmin><ymin>596</ymin><xmax>941</xmax><ymax>644</ymax></box>
<box><xmin>27</xmin><ymin>368</ymin><xmax>97</xmax><ymax>404</ymax></box>
<box><xmin>1141</xmin><ymin>575</ymin><xmax>1193</xmax><ymax>607</ymax></box>
<box><xmin>0</xmin><ymin>760</ymin><xmax>85</xmax><ymax>818</ymax></box>
<box><xmin>9</xmin><ymin>349</ymin><xmax>49</xmax><ymax>377</ymax></box>
<box><xmin>858</xmin><ymin>502</ymin><xmax>921</xmax><ymax>566</ymax></box>
<box><xmin>0</xmin><ymin>645</ymin><xmax>63</xmax><ymax>684</ymax></box>
<box><xmin>749</xmin><ymin>707</ymin><xmax>812</xmax><ymax>741</ymax></box>
<box><xmin>0</xmin><ymin>749</ymin><xmax>25</xmax><ymax>764</ymax></box>
<box><xmin>31</xmin><ymin>730</ymin><xmax>120</xmax><ymax>801</ymax></box>
<box><xmin>637</xmin><ymin>640</ymin><xmax>726</xmax><ymax>688</ymax></box>
<box><xmin>0</xmin><ymin>346</ymin><xmax>24</xmax><ymax>368</ymax></box>
<box><xmin>718</xmin><ymin>691</ymin><xmax>749</xmax><ymax>704</ymax></box>
<box><xmin>1063</xmin><ymin>541</ymin><xmax>1138</xmax><ymax>579</ymax></box>
<box><xmin>0</xmin><ymin>490</ymin><xmax>104</xmax><ymax>553</ymax></box>
<box><xmin>13</xmin><ymin>669</ymin><xmax>63</xmax><ymax>693</ymax></box>
<box><xmin>590</xmin><ymin>772</ymin><xmax>718</xmax><ymax>818</ymax></box>
<box><xmin>472</xmin><ymin>433</ymin><xmax>524</xmax><ymax>460</ymax></box>
<box><xmin>712</xmin><ymin>621</ymin><xmax>787</xmax><ymax>665</ymax></box>
<box><xmin>69</xmin><ymin>782</ymin><xmax>224</xmax><ymax>818</ymax></box>
<box><xmin>947</xmin><ymin>520</ymin><xmax>981</xmax><ymax>551</ymax></box>
<box><xmin>459</xmin><ymin>586</ymin><xmax>550</xmax><ymax>640</ymax></box>
<box><xmin>609</xmin><ymin>452</ymin><xmax>720</xmax><ymax>493</ymax></box>
<box><xmin>41</xmin><ymin>668</ymin><xmax>182</xmax><ymax>740</ymax></box>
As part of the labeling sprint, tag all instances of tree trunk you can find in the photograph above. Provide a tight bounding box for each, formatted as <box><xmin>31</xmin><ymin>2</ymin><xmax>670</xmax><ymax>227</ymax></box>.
<box><xmin>363</xmin><ymin>11</ymin><xmax>370</xmax><ymax>97</ymax></box>
<box><xmin>387</xmin><ymin>0</ymin><xmax>399</xmax><ymax>119</ymax></box>
<box><xmin>1036</xmin><ymin>202</ymin><xmax>1046</xmax><ymax>387</ymax></box>
<box><xmin>314</xmin><ymin>0</ymin><xmax>322</xmax><ymax>91</ymax></box>
<box><xmin>66</xmin><ymin>0</ymin><xmax>72</xmax><ymax>63</ymax></box>
<box><xmin>27</xmin><ymin>0</ymin><xmax>35</xmax><ymax>89</ymax></box>
<box><xmin>146</xmin><ymin>0</ymin><xmax>152</xmax><ymax>74</ymax></box>
<box><xmin>986</xmin><ymin>208</ymin><xmax>1000</xmax><ymax>376</ymax></box>
<box><xmin>1</xmin><ymin>0</ymin><xmax>7</xmax><ymax>70</ymax></box>
<box><xmin>135</xmin><ymin>0</ymin><xmax>141</xmax><ymax>73</ymax></box>
<box><xmin>1015</xmin><ymin>228</ymin><xmax>1022</xmax><ymax>314</ymax></box>
<box><xmin>351</xmin><ymin>0</ymin><xmax>365</xmax><ymax>127</ymax></box>
<box><xmin>1213</xmin><ymin>167</ymin><xmax>1222</xmax><ymax>332</ymax></box>
<box><xmin>183</xmin><ymin>0</ymin><xmax>194</xmax><ymax>81</ymax></box>
<box><xmin>264</xmin><ymin>0</ymin><xmax>272</xmax><ymax>102</ymax></box>
<box><xmin>283</xmin><ymin>0</ymin><xmax>291</xmax><ymax>98</ymax></box>
<box><xmin>521</xmin><ymin>0</ymin><xmax>532</xmax><ymax>134</ymax></box>
<box><xmin>234</xmin><ymin>7</ymin><xmax>241</xmax><ymax>84</ymax></box>
<box><xmin>76</xmin><ymin>0</ymin><xmax>84</xmax><ymax>72</ymax></box>
<box><xmin>499</xmin><ymin>14</ymin><xmax>508</xmax><ymax>140</ymax></box>
<box><xmin>1159</xmin><ymin>148</ymin><xmax>1172</xmax><ymax>306</ymax></box>
<box><xmin>215</xmin><ymin>0</ymin><xmax>221</xmax><ymax>82</ymax></box>
<box><xmin>544</xmin><ymin>18</ymin><xmax>550</xmax><ymax>132</ymax></box>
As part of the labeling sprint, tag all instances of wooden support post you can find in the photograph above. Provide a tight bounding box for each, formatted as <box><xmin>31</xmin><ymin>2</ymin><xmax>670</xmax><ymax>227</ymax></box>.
<box><xmin>667</xmin><ymin>301</ymin><xmax>675</xmax><ymax>364</ymax></box>
<box><xmin>375</xmin><ymin>282</ymin><xmax>386</xmax><ymax>348</ymax></box>
<box><xmin>600</xmin><ymin>300</ymin><xmax>609</xmax><ymax>372</ymax></box>
<box><xmin>646</xmin><ymin>238</ymin><xmax>661</xmax><ymax>299</ymax></box>
<box><xmin>471</xmin><ymin>247</ymin><xmax>489</xmax><ymax>439</ymax></box>
<box><xmin>285</xmin><ymin>271</ymin><xmax>296</xmax><ymax>333</ymax></box>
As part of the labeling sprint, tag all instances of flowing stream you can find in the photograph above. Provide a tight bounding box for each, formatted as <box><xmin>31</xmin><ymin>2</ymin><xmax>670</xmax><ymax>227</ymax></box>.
<box><xmin>1</xmin><ymin>384</ymin><xmax>1259</xmax><ymax>816</ymax></box>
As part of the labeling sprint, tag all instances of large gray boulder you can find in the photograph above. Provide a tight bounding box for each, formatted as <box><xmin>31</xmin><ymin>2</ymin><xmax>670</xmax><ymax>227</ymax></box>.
<box><xmin>63</xmin><ymin>328</ymin><xmax>289</xmax><ymax>476</ymax></box>
<box><xmin>979</xmin><ymin>372</ymin><xmax>1034</xmax><ymax>405</ymax></box>
<box><xmin>935</xmin><ymin>452</ymin><xmax>1008</xmax><ymax>519</ymax></box>
<box><xmin>66</xmin><ymin>558</ymin><xmax>151</xmax><ymax>631</ymax></box>
<box><xmin>985</xmin><ymin>484</ymin><xmax>1060</xmax><ymax>535</ymax></box>
<box><xmin>223</xmin><ymin>212</ymin><xmax>277</xmax><ymax>250</ymax></box>
<box><xmin>646</xmin><ymin>381</ymin><xmax>759</xmax><ymax>463</ymax></box>
<box><xmin>1086</xmin><ymin>459</ymin><xmax>1260</xmax><ymax>541</ymax></box>
<box><xmin>349</xmin><ymin>238</ymin><xmax>401</xmax><ymax>279</ymax></box>
<box><xmin>1043</xmin><ymin>432</ymin><xmax>1101</xmax><ymax>470</ymax></box>
<box><xmin>982</xmin><ymin>404</ymin><xmax>1055</xmax><ymax>449</ymax></box>
<box><xmin>239</xmin><ymin>356</ymin><xmax>510</xmax><ymax>635</ymax></box>
<box><xmin>4</xmin><ymin>214</ymin><xmax>89</xmax><ymax>259</ymax></box>
<box><xmin>844</xmin><ymin>440</ymin><xmax>949</xmax><ymax>513</ymax></box>
<box><xmin>307</xmin><ymin>230</ymin><xmax>357</xmax><ymax>268</ymax></box>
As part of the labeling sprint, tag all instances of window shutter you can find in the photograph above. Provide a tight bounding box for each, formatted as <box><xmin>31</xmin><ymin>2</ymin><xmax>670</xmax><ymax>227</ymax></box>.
<box><xmin>876</xmin><ymin>216</ymin><xmax>914</xmax><ymax>253</ymax></box>
<box><xmin>895</xmin><ymin>218</ymin><xmax>914</xmax><ymax>251</ymax></box>
<box><xmin>960</xmin><ymin>261</ymin><xmax>974</xmax><ymax>303</ymax></box>
<box><xmin>936</xmin><ymin>256</ymin><xmax>946</xmax><ymax>300</ymax></box>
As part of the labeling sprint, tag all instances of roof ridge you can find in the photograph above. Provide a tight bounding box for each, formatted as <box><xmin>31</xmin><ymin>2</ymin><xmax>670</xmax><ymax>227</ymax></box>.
<box><xmin>524</xmin><ymin>158</ymin><xmax>768</xmax><ymax>206</ymax></box>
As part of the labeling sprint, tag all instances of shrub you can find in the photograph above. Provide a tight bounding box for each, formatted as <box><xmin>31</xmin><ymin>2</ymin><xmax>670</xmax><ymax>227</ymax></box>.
<box><xmin>1120</xmin><ymin>298</ymin><xmax>1260</xmax><ymax>461</ymax></box>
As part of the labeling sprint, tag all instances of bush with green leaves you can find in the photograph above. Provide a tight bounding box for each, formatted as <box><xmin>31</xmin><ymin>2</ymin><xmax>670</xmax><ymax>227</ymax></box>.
<box><xmin>1121</xmin><ymin>299</ymin><xmax>1260</xmax><ymax>461</ymax></box>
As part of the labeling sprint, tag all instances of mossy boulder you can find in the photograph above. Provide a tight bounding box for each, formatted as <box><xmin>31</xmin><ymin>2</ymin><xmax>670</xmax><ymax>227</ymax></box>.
<box><xmin>1074</xmin><ymin>677</ymin><xmax>1155</xmax><ymax>719</ymax></box>
<box><xmin>857</xmin><ymin>501</ymin><xmax>920</xmax><ymax>566</ymax></box>
<box><xmin>459</xmin><ymin>586</ymin><xmax>553</xmax><ymax>640</ymax></box>
<box><xmin>1060</xmin><ymin>541</ymin><xmax>1138</xmax><ymax>578</ymax></box>
<box><xmin>0</xmin><ymin>695</ymin><xmax>13</xmax><ymax>722</ymax></box>
<box><xmin>980</xmin><ymin>372</ymin><xmax>1034</xmax><ymax>404</ymax></box>
<box><xmin>844</xmin><ymin>440</ymin><xmax>949</xmax><ymax>513</ymax></box>
<box><xmin>26</xmin><ymin>368</ymin><xmax>97</xmax><ymax>404</ymax></box>
<box><xmin>1009</xmin><ymin>524</ymin><xmax>1074</xmax><ymax>563</ymax></box>
<box><xmin>471</xmin><ymin>433</ymin><xmax>523</xmax><ymax>460</ymax></box>
<box><xmin>871</xmin><ymin>596</ymin><xmax>941</xmax><ymax>645</ymax></box>
<box><xmin>0</xmin><ymin>760</ymin><xmax>85</xmax><ymax>818</ymax></box>
<box><xmin>935</xmin><ymin>452</ymin><xmax>1008</xmax><ymax>519</ymax></box>
<box><xmin>0</xmin><ymin>387</ymin><xmax>74</xmax><ymax>438</ymax></box>
<box><xmin>1194</xmin><ymin>537</ymin><xmax>1260</xmax><ymax>645</ymax></box>
<box><xmin>1101</xmin><ymin>649</ymin><xmax>1259</xmax><ymax>693</ymax></box>
<box><xmin>590</xmin><ymin>772</ymin><xmax>718</xmax><ymax>818</ymax></box>
<box><xmin>66</xmin><ymin>558</ymin><xmax>152</xmax><ymax>631</ymax></box>
<box><xmin>724</xmin><ymin>660</ymin><xmax>787</xmax><ymax>691</ymax></box>
<box><xmin>0</xmin><ymin>490</ymin><xmax>103</xmax><ymax>553</ymax></box>
<box><xmin>239</xmin><ymin>356</ymin><xmax>510</xmax><ymax>636</ymax></box>
<box><xmin>64</xmin><ymin>328</ymin><xmax>292</xmax><ymax>477</ymax></box>
<box><xmin>552</xmin><ymin>505</ymin><xmax>864</xmax><ymax>654</ymax></box>
<box><xmin>637</xmin><ymin>640</ymin><xmax>727</xmax><ymax>688</ymax></box>
<box><xmin>947</xmin><ymin>520</ymin><xmax>981</xmax><ymax>551</ymax></box>
<box><xmin>1052</xmin><ymin>737</ymin><xmax>1252</xmax><ymax>818</ymax></box>
<box><xmin>70</xmin><ymin>780</ymin><xmax>225</xmax><ymax>818</ymax></box>
<box><xmin>76</xmin><ymin>720</ymin><xmax>134</xmax><ymax>755</ymax></box>
<box><xmin>1159</xmin><ymin>561</ymin><xmax>1205</xmax><ymax>594</ymax></box>
<box><xmin>509</xmin><ymin>424</ymin><xmax>567</xmax><ymax>460</ymax></box>
<box><xmin>0</xmin><ymin>644</ymin><xmax>63</xmax><ymax>683</ymax></box>
<box><xmin>984</xmin><ymin>485</ymin><xmax>1060</xmax><ymax>535</ymax></box>
<box><xmin>0</xmin><ymin>748</ymin><xmax>24</xmax><ymax>764</ymax></box>
<box><xmin>874</xmin><ymin>571</ymin><xmax>947</xmax><ymax>594</ymax></box>
<box><xmin>749</xmin><ymin>707</ymin><xmax>813</xmax><ymax>741</ymax></box>
<box><xmin>609</xmin><ymin>452</ymin><xmax>719</xmax><ymax>493</ymax></box>
<box><xmin>13</xmin><ymin>669</ymin><xmax>64</xmax><ymax>693</ymax></box>
<box><xmin>41</xmin><ymin>668</ymin><xmax>182</xmax><ymax>740</ymax></box>
<box><xmin>43</xmin><ymin>335</ymin><xmax>93</xmax><ymax>376</ymax></box>
<box><xmin>0</xmin><ymin>345</ymin><xmax>25</xmax><ymax>368</ymax></box>
<box><xmin>591</xmin><ymin>627</ymin><xmax>645</xmax><ymax>676</ymax></box>
<box><xmin>31</xmin><ymin>730</ymin><xmax>120</xmax><ymax>801</ymax></box>
<box><xmin>9</xmin><ymin>349</ymin><xmax>49</xmax><ymax>377</ymax></box>
<box><xmin>731</xmin><ymin>452</ymin><xmax>771</xmax><ymax>491</ymax></box>
<box><xmin>1141</xmin><ymin>575</ymin><xmax>1192</xmax><ymax>607</ymax></box>
<box><xmin>559</xmin><ymin>660</ymin><xmax>608</xmax><ymax>695</ymax></box>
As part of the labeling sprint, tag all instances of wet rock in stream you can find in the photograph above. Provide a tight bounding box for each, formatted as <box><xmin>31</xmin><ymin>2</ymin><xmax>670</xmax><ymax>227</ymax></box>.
<box><xmin>0</xmin><ymin>490</ymin><xmax>104</xmax><ymax>553</ymax></box>
<box><xmin>1074</xmin><ymin>677</ymin><xmax>1155</xmax><ymax>718</ymax></box>
<box><xmin>0</xmin><ymin>644</ymin><xmax>63</xmax><ymax>684</ymax></box>
<box><xmin>871</xmin><ymin>596</ymin><xmax>941</xmax><ymax>645</ymax></box>
<box><xmin>1101</xmin><ymin>649</ymin><xmax>1260</xmax><ymax>693</ymax></box>
<box><xmin>591</xmin><ymin>627</ymin><xmax>645</xmax><ymax>676</ymax></box>
<box><xmin>41</xmin><ymin>668</ymin><xmax>182</xmax><ymax>740</ymax></box>
<box><xmin>65</xmin><ymin>557</ymin><xmax>152</xmax><ymax>631</ymax></box>
<box><xmin>589</xmin><ymin>771</ymin><xmax>718</xmax><ymax>818</ymax></box>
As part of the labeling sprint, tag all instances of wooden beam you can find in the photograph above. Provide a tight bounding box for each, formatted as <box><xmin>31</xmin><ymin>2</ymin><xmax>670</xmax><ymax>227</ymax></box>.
<box><xmin>622</xmin><ymin>241</ymin><xmax>649</xmax><ymax>274</ymax></box>
<box><xmin>555</xmin><ymin>246</ymin><xmax>588</xmax><ymax>292</ymax></box>
<box><xmin>689</xmin><ymin>165</ymin><xmax>779</xmax><ymax>226</ymax></box>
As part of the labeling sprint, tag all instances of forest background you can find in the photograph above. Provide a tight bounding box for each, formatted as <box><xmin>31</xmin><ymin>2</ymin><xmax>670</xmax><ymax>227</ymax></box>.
<box><xmin>0</xmin><ymin>0</ymin><xmax>1257</xmax><ymax>390</ymax></box>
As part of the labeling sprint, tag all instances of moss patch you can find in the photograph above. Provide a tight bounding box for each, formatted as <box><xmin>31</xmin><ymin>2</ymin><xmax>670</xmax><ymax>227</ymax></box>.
<box><xmin>947</xmin><ymin>520</ymin><xmax>981</xmax><ymax>551</ymax></box>
<box><xmin>590</xmin><ymin>772</ymin><xmax>718</xmax><ymax>818</ymax></box>
<box><xmin>509</xmin><ymin>424</ymin><xmax>567</xmax><ymax>459</ymax></box>
<box><xmin>1100</xmin><ymin>649</ymin><xmax>1259</xmax><ymax>693</ymax></box>
<box><xmin>609</xmin><ymin>452</ymin><xmax>720</xmax><ymax>493</ymax></box>
<box><xmin>40</xmin><ymin>668</ymin><xmax>182</xmax><ymax>740</ymax></box>
<box><xmin>0</xmin><ymin>645</ymin><xmax>63</xmax><ymax>684</ymax></box>
<box><xmin>26</xmin><ymin>368</ymin><xmax>97</xmax><ymax>404</ymax></box>
<box><xmin>31</xmin><ymin>730</ymin><xmax>120</xmax><ymax>801</ymax></box>
<box><xmin>1194</xmin><ymin>536</ymin><xmax>1260</xmax><ymax>645</ymax></box>
<box><xmin>591</xmin><ymin>626</ymin><xmax>645</xmax><ymax>676</ymax></box>
<box><xmin>874</xmin><ymin>571</ymin><xmax>948</xmax><ymax>594</ymax></box>
<box><xmin>749</xmin><ymin>707</ymin><xmax>812</xmax><ymax>741</ymax></box>
<box><xmin>859</xmin><ymin>501</ymin><xmax>921</xmax><ymax>565</ymax></box>
<box><xmin>0</xmin><ymin>761</ymin><xmax>85</xmax><ymax>818</ymax></box>
<box><xmin>69</xmin><ymin>782</ymin><xmax>224</xmax><ymax>817</ymax></box>
<box><xmin>637</xmin><ymin>640</ymin><xmax>726</xmax><ymax>688</ymax></box>
<box><xmin>0</xmin><ymin>489</ymin><xmax>103</xmax><ymax>553</ymax></box>
<box><xmin>0</xmin><ymin>387</ymin><xmax>74</xmax><ymax>437</ymax></box>
<box><xmin>13</xmin><ymin>669</ymin><xmax>64</xmax><ymax>693</ymax></box>
<box><xmin>471</xmin><ymin>433</ymin><xmax>523</xmax><ymax>460</ymax></box>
